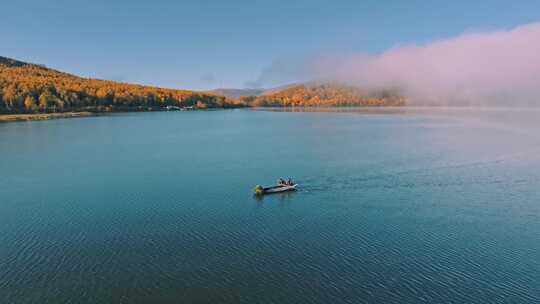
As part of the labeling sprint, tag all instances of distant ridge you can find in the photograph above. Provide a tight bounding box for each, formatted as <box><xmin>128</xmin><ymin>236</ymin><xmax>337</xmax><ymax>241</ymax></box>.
<box><xmin>208</xmin><ymin>82</ymin><xmax>405</xmax><ymax>107</ymax></box>
<box><xmin>260</xmin><ymin>83</ymin><xmax>299</xmax><ymax>96</ymax></box>
<box><xmin>208</xmin><ymin>84</ymin><xmax>298</xmax><ymax>98</ymax></box>
<box><xmin>237</xmin><ymin>82</ymin><xmax>406</xmax><ymax>107</ymax></box>
<box><xmin>208</xmin><ymin>88</ymin><xmax>265</xmax><ymax>98</ymax></box>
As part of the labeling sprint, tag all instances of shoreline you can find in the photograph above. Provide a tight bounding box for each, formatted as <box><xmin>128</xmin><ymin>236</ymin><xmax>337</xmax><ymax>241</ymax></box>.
<box><xmin>0</xmin><ymin>112</ymin><xmax>95</xmax><ymax>123</ymax></box>
<box><xmin>0</xmin><ymin>106</ymin><xmax>396</xmax><ymax>123</ymax></box>
<box><xmin>3</xmin><ymin>105</ymin><xmax>535</xmax><ymax>124</ymax></box>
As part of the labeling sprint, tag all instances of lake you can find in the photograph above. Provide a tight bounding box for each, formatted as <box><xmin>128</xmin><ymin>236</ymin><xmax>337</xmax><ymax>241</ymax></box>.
<box><xmin>1</xmin><ymin>108</ymin><xmax>539</xmax><ymax>303</ymax></box>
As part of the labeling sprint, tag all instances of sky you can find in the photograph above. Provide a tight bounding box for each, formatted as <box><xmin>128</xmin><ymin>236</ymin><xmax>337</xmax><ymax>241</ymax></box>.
<box><xmin>2</xmin><ymin>0</ymin><xmax>540</xmax><ymax>90</ymax></box>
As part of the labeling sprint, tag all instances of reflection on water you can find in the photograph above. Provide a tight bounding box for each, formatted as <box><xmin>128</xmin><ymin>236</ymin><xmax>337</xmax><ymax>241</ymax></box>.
<box><xmin>254</xmin><ymin>190</ymin><xmax>298</xmax><ymax>204</ymax></box>
<box><xmin>1</xmin><ymin>108</ymin><xmax>539</xmax><ymax>303</ymax></box>
<box><xmin>254</xmin><ymin>106</ymin><xmax>409</xmax><ymax>114</ymax></box>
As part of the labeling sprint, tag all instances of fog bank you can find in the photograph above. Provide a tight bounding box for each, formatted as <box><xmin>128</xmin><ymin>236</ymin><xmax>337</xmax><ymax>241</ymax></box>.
<box><xmin>313</xmin><ymin>22</ymin><xmax>540</xmax><ymax>106</ymax></box>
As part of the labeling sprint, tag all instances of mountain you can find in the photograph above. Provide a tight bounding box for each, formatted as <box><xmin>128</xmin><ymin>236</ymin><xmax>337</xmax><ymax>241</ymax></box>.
<box><xmin>259</xmin><ymin>83</ymin><xmax>299</xmax><ymax>96</ymax></box>
<box><xmin>0</xmin><ymin>56</ymin><xmax>240</xmax><ymax>114</ymax></box>
<box><xmin>208</xmin><ymin>83</ymin><xmax>298</xmax><ymax>98</ymax></box>
<box><xmin>209</xmin><ymin>84</ymin><xmax>298</xmax><ymax>98</ymax></box>
<box><xmin>238</xmin><ymin>83</ymin><xmax>406</xmax><ymax>107</ymax></box>
<box><xmin>208</xmin><ymin>88</ymin><xmax>265</xmax><ymax>98</ymax></box>
<box><xmin>209</xmin><ymin>82</ymin><xmax>405</xmax><ymax>107</ymax></box>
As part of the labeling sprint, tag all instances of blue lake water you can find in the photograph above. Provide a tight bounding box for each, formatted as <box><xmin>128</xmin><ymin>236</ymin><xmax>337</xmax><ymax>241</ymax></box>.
<box><xmin>1</xmin><ymin>108</ymin><xmax>539</xmax><ymax>303</ymax></box>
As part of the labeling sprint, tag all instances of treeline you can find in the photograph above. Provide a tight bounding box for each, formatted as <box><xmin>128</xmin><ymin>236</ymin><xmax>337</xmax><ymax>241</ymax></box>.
<box><xmin>0</xmin><ymin>57</ymin><xmax>241</xmax><ymax>114</ymax></box>
<box><xmin>0</xmin><ymin>56</ymin><xmax>406</xmax><ymax>115</ymax></box>
<box><xmin>238</xmin><ymin>83</ymin><xmax>406</xmax><ymax>107</ymax></box>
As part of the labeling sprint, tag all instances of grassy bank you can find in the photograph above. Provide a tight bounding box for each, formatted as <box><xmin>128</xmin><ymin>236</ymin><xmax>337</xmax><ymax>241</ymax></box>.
<box><xmin>0</xmin><ymin>112</ymin><xmax>95</xmax><ymax>123</ymax></box>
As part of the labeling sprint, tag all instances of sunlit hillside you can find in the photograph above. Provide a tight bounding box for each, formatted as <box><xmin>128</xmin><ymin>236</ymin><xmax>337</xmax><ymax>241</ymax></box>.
<box><xmin>238</xmin><ymin>83</ymin><xmax>406</xmax><ymax>107</ymax></box>
<box><xmin>0</xmin><ymin>56</ymin><xmax>239</xmax><ymax>114</ymax></box>
<box><xmin>0</xmin><ymin>56</ymin><xmax>406</xmax><ymax>115</ymax></box>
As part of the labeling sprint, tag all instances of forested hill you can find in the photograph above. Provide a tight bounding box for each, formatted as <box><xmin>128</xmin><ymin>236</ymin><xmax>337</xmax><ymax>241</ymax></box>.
<box><xmin>0</xmin><ymin>56</ymin><xmax>239</xmax><ymax>114</ymax></box>
<box><xmin>238</xmin><ymin>83</ymin><xmax>406</xmax><ymax>107</ymax></box>
<box><xmin>0</xmin><ymin>56</ymin><xmax>405</xmax><ymax>115</ymax></box>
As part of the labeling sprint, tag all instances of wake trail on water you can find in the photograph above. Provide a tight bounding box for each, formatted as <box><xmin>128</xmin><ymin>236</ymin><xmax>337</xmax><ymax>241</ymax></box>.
<box><xmin>299</xmin><ymin>148</ymin><xmax>540</xmax><ymax>194</ymax></box>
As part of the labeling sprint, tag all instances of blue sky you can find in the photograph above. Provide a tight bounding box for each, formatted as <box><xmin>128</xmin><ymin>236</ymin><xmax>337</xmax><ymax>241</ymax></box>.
<box><xmin>2</xmin><ymin>0</ymin><xmax>539</xmax><ymax>90</ymax></box>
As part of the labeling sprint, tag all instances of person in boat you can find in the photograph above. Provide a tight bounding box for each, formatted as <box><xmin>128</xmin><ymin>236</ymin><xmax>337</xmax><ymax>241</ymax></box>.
<box><xmin>278</xmin><ymin>178</ymin><xmax>286</xmax><ymax>185</ymax></box>
<box><xmin>287</xmin><ymin>178</ymin><xmax>293</xmax><ymax>185</ymax></box>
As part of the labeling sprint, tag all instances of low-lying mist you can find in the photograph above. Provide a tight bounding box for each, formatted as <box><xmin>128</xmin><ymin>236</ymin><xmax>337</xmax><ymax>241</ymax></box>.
<box><xmin>311</xmin><ymin>22</ymin><xmax>540</xmax><ymax>106</ymax></box>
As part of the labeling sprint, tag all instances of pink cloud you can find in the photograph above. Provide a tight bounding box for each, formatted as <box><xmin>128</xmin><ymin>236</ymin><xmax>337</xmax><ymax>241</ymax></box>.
<box><xmin>315</xmin><ymin>22</ymin><xmax>540</xmax><ymax>106</ymax></box>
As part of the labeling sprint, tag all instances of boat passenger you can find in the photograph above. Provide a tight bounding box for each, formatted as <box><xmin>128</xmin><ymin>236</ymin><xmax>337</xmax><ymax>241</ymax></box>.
<box><xmin>287</xmin><ymin>178</ymin><xmax>293</xmax><ymax>185</ymax></box>
<box><xmin>278</xmin><ymin>178</ymin><xmax>286</xmax><ymax>185</ymax></box>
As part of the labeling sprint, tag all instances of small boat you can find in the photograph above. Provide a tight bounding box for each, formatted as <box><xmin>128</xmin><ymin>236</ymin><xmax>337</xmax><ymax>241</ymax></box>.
<box><xmin>254</xmin><ymin>184</ymin><xmax>297</xmax><ymax>195</ymax></box>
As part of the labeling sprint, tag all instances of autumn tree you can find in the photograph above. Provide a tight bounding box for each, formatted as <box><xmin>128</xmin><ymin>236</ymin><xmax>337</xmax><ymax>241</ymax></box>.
<box><xmin>39</xmin><ymin>91</ymin><xmax>55</xmax><ymax>111</ymax></box>
<box><xmin>195</xmin><ymin>101</ymin><xmax>208</xmax><ymax>109</ymax></box>
<box><xmin>24</xmin><ymin>95</ymin><xmax>37</xmax><ymax>112</ymax></box>
<box><xmin>0</xmin><ymin>56</ymin><xmax>237</xmax><ymax>114</ymax></box>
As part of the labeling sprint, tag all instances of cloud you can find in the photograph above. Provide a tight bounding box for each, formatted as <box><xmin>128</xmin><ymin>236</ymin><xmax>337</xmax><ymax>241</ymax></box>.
<box><xmin>312</xmin><ymin>22</ymin><xmax>540</xmax><ymax>106</ymax></box>
<box><xmin>244</xmin><ymin>57</ymin><xmax>313</xmax><ymax>88</ymax></box>
<box><xmin>200</xmin><ymin>72</ymin><xmax>217</xmax><ymax>84</ymax></box>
